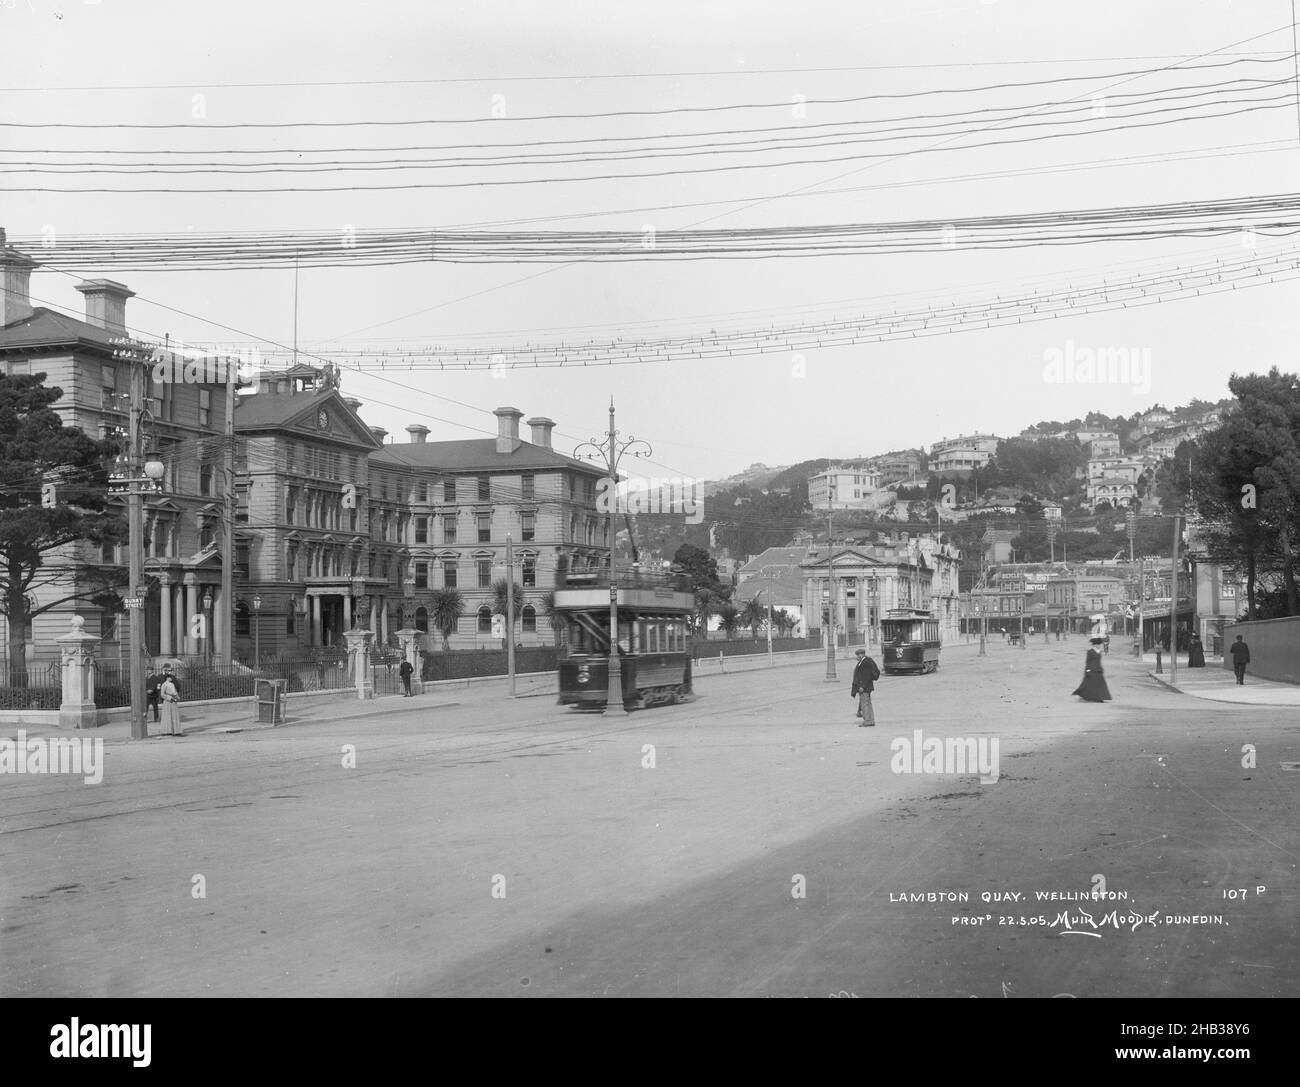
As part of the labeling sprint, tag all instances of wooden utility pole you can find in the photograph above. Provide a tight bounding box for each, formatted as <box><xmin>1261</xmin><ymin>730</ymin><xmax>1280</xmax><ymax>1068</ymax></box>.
<box><xmin>127</xmin><ymin>356</ymin><xmax>147</xmax><ymax>740</ymax></box>
<box><xmin>1170</xmin><ymin>514</ymin><xmax>1180</xmax><ymax>687</ymax></box>
<box><xmin>220</xmin><ymin>358</ymin><xmax>235</xmax><ymax>664</ymax></box>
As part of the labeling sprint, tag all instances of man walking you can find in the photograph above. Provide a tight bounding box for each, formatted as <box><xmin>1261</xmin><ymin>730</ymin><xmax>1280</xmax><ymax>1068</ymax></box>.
<box><xmin>850</xmin><ymin>648</ymin><xmax>880</xmax><ymax>727</ymax></box>
<box><xmin>1229</xmin><ymin>634</ymin><xmax>1251</xmax><ymax>685</ymax></box>
<box><xmin>145</xmin><ymin>666</ymin><xmax>163</xmax><ymax>723</ymax></box>
<box><xmin>399</xmin><ymin>657</ymin><xmax>414</xmax><ymax>697</ymax></box>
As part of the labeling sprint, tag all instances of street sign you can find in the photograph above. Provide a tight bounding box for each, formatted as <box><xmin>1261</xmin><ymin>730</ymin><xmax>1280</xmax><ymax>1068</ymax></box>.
<box><xmin>124</xmin><ymin>596</ymin><xmax>144</xmax><ymax>609</ymax></box>
<box><xmin>610</xmin><ymin>586</ymin><xmax>618</xmax><ymax>603</ymax></box>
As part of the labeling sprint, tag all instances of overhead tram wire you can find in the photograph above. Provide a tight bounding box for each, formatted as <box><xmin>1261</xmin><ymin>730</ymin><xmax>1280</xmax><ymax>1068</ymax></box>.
<box><xmin>7</xmin><ymin>96</ymin><xmax>1297</xmax><ymax>193</ymax></box>
<box><xmin>5</xmin><ymin>50</ymin><xmax>1295</xmax><ymax>128</ymax></box>
<box><xmin>16</xmin><ymin>192</ymin><xmax>1300</xmax><ymax>269</ymax></box>
<box><xmin>7</xmin><ymin>69</ymin><xmax>1291</xmax><ymax>160</ymax></box>
<box><xmin>6</xmin><ymin>49</ymin><xmax>1298</xmax><ymax>92</ymax></box>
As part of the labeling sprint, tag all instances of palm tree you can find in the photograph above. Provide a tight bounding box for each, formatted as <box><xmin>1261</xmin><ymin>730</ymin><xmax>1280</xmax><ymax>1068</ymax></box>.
<box><xmin>428</xmin><ymin>588</ymin><xmax>464</xmax><ymax>651</ymax></box>
<box><xmin>715</xmin><ymin>602</ymin><xmax>741</xmax><ymax>640</ymax></box>
<box><xmin>771</xmin><ymin>607</ymin><xmax>796</xmax><ymax>636</ymax></box>
<box><xmin>738</xmin><ymin>596</ymin><xmax>767</xmax><ymax>640</ymax></box>
<box><xmin>539</xmin><ymin>590</ymin><xmax>565</xmax><ymax>646</ymax></box>
<box><xmin>491</xmin><ymin>578</ymin><xmax>525</xmax><ymax>648</ymax></box>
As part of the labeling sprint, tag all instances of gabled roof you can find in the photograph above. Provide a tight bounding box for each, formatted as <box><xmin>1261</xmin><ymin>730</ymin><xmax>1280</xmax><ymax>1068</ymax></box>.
<box><xmin>0</xmin><ymin>306</ymin><xmax>121</xmax><ymax>352</ymax></box>
<box><xmin>372</xmin><ymin>438</ymin><xmax>604</xmax><ymax>475</ymax></box>
<box><xmin>739</xmin><ymin>546</ymin><xmax>808</xmax><ymax>572</ymax></box>
<box><xmin>234</xmin><ymin>388</ymin><xmax>381</xmax><ymax>450</ymax></box>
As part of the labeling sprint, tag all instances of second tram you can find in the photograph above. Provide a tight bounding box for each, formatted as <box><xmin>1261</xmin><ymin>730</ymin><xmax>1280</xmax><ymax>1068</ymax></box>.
<box><xmin>880</xmin><ymin>608</ymin><xmax>942</xmax><ymax>675</ymax></box>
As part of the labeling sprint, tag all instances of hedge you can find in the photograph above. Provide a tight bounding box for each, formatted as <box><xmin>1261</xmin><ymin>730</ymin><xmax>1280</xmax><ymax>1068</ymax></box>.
<box><xmin>421</xmin><ymin>647</ymin><xmax>558</xmax><ymax>682</ymax></box>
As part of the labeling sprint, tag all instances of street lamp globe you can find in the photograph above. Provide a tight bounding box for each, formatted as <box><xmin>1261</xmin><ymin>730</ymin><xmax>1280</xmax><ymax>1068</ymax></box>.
<box><xmin>252</xmin><ymin>592</ymin><xmax>262</xmax><ymax>612</ymax></box>
<box><xmin>142</xmin><ymin>456</ymin><xmax>165</xmax><ymax>482</ymax></box>
<box><xmin>202</xmin><ymin>588</ymin><xmax>213</xmax><ymax>610</ymax></box>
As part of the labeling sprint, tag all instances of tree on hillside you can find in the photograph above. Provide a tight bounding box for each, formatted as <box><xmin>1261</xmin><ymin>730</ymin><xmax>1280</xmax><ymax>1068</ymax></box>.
<box><xmin>0</xmin><ymin>372</ymin><xmax>128</xmax><ymax>677</ymax></box>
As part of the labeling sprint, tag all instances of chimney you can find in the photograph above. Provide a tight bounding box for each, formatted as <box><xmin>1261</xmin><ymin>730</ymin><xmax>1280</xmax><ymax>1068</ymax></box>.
<box><xmin>344</xmin><ymin>397</ymin><xmax>362</xmax><ymax>411</ymax></box>
<box><xmin>0</xmin><ymin>229</ymin><xmax>37</xmax><ymax>327</ymax></box>
<box><xmin>74</xmin><ymin>278</ymin><xmax>134</xmax><ymax>333</ymax></box>
<box><xmin>369</xmin><ymin>426</ymin><xmax>388</xmax><ymax>444</ymax></box>
<box><xmin>494</xmin><ymin>406</ymin><xmax>523</xmax><ymax>454</ymax></box>
<box><xmin>526</xmin><ymin>416</ymin><xmax>555</xmax><ymax>450</ymax></box>
<box><xmin>405</xmin><ymin>424</ymin><xmax>429</xmax><ymax>444</ymax></box>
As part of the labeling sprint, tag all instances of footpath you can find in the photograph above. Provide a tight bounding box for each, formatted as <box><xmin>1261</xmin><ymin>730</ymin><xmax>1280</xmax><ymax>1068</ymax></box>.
<box><xmin>1143</xmin><ymin>653</ymin><xmax>1300</xmax><ymax>706</ymax></box>
<box><xmin>7</xmin><ymin>641</ymin><xmax>920</xmax><ymax>742</ymax></box>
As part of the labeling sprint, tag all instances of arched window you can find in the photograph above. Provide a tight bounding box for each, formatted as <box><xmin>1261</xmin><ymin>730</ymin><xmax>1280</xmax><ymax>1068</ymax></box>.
<box><xmin>477</xmin><ymin>606</ymin><xmax>493</xmax><ymax>633</ymax></box>
<box><xmin>415</xmin><ymin>606</ymin><xmax>429</xmax><ymax>633</ymax></box>
<box><xmin>521</xmin><ymin>605</ymin><xmax>536</xmax><ymax>633</ymax></box>
<box><xmin>234</xmin><ymin>600</ymin><xmax>250</xmax><ymax>637</ymax></box>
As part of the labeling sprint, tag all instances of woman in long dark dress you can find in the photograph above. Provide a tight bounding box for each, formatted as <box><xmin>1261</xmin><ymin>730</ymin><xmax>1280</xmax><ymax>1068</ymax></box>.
<box><xmin>1073</xmin><ymin>638</ymin><xmax>1112</xmax><ymax>702</ymax></box>
<box><xmin>1188</xmin><ymin>633</ymin><xmax>1206</xmax><ymax>668</ymax></box>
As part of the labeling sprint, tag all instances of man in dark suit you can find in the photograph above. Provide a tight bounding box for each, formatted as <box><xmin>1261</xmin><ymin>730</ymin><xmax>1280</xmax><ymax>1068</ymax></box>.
<box><xmin>145</xmin><ymin>667</ymin><xmax>163</xmax><ymax>723</ymax></box>
<box><xmin>850</xmin><ymin>648</ymin><xmax>880</xmax><ymax>727</ymax></box>
<box><xmin>1229</xmin><ymin>635</ymin><xmax>1251</xmax><ymax>685</ymax></box>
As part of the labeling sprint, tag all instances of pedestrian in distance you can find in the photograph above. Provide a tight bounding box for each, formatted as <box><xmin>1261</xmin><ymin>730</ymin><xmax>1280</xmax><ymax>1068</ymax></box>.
<box><xmin>850</xmin><ymin>648</ymin><xmax>880</xmax><ymax>727</ymax></box>
<box><xmin>145</xmin><ymin>667</ymin><xmax>163</xmax><ymax>723</ymax></box>
<box><xmin>399</xmin><ymin>658</ymin><xmax>414</xmax><ymax>697</ymax></box>
<box><xmin>159</xmin><ymin>667</ymin><xmax>183</xmax><ymax>736</ymax></box>
<box><xmin>1188</xmin><ymin>633</ymin><xmax>1206</xmax><ymax>668</ymax></box>
<box><xmin>1229</xmin><ymin>635</ymin><xmax>1250</xmax><ymax>685</ymax></box>
<box><xmin>1072</xmin><ymin>637</ymin><xmax>1112</xmax><ymax>702</ymax></box>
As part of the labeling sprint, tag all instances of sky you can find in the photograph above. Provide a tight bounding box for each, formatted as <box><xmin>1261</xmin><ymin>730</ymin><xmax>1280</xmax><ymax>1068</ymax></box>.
<box><xmin>3</xmin><ymin>0</ymin><xmax>1300</xmax><ymax>482</ymax></box>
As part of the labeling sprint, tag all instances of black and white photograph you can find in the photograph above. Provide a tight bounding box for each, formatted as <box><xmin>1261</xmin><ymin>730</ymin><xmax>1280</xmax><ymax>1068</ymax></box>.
<box><xmin>1</xmin><ymin>0</ymin><xmax>1297</xmax><ymax>1054</ymax></box>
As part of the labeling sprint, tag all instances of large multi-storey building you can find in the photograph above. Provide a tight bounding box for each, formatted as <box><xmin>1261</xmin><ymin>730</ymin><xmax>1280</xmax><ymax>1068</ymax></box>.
<box><xmin>0</xmin><ymin>238</ymin><xmax>233</xmax><ymax>664</ymax></box>
<box><xmin>929</xmin><ymin>433</ymin><xmax>1000</xmax><ymax>473</ymax></box>
<box><xmin>808</xmin><ymin>464</ymin><xmax>885</xmax><ymax>510</ymax></box>
<box><xmin>0</xmin><ymin>236</ymin><xmax>607</xmax><ymax>663</ymax></box>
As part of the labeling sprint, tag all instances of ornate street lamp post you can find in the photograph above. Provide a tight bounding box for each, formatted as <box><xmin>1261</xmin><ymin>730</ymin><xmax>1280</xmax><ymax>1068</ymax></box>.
<box><xmin>252</xmin><ymin>592</ymin><xmax>262</xmax><ymax>669</ymax></box>
<box><xmin>202</xmin><ymin>588</ymin><xmax>213</xmax><ymax>662</ymax></box>
<box><xmin>574</xmin><ymin>399</ymin><xmax>651</xmax><ymax>717</ymax></box>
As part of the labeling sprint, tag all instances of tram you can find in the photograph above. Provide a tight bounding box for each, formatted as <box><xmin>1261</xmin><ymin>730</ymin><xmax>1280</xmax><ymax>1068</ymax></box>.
<box><xmin>880</xmin><ymin>608</ymin><xmax>942</xmax><ymax>675</ymax></box>
<box><xmin>554</xmin><ymin>569</ymin><xmax>695</xmax><ymax>711</ymax></box>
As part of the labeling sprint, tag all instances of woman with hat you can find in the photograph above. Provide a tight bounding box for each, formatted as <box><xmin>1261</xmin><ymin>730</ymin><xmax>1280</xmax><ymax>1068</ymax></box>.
<box><xmin>1072</xmin><ymin>638</ymin><xmax>1112</xmax><ymax>702</ymax></box>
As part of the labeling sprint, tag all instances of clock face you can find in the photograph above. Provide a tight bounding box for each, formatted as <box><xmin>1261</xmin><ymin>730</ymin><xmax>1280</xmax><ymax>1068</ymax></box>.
<box><xmin>317</xmin><ymin>410</ymin><xmax>328</xmax><ymax>429</ymax></box>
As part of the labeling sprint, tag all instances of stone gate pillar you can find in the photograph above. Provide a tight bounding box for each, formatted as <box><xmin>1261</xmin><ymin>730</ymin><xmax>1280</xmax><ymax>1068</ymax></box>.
<box><xmin>58</xmin><ymin>615</ymin><xmax>100</xmax><ymax>731</ymax></box>
<box><xmin>344</xmin><ymin>628</ymin><xmax>374</xmax><ymax>700</ymax></box>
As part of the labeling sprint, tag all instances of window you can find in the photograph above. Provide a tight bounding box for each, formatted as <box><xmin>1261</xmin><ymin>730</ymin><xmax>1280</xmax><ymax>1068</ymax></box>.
<box><xmin>415</xmin><ymin>561</ymin><xmax>428</xmax><ymax>589</ymax></box>
<box><xmin>235</xmin><ymin>543</ymin><xmax>250</xmax><ymax>579</ymax></box>
<box><xmin>568</xmin><ymin>475</ymin><xmax>576</xmax><ymax>500</ymax></box>
<box><xmin>522</xmin><ymin>556</ymin><xmax>536</xmax><ymax>588</ymax></box>
<box><xmin>421</xmin><ymin>481</ymin><xmax>431</xmax><ymax>503</ymax></box>
<box><xmin>199</xmin><ymin>389</ymin><xmax>211</xmax><ymax>426</ymax></box>
<box><xmin>477</xmin><ymin>560</ymin><xmax>491</xmax><ymax>588</ymax></box>
<box><xmin>443</xmin><ymin>514</ymin><xmax>457</xmax><ymax>544</ymax></box>
<box><xmin>569</xmin><ymin>515</ymin><xmax>577</xmax><ymax>541</ymax></box>
<box><xmin>101</xmin><ymin>363</ymin><xmax>117</xmax><ymax>411</ymax></box>
<box><xmin>521</xmin><ymin>472</ymin><xmax>534</xmax><ymax>500</ymax></box>
<box><xmin>200</xmin><ymin>463</ymin><xmax>214</xmax><ymax>496</ymax></box>
<box><xmin>443</xmin><ymin>560</ymin><xmax>458</xmax><ymax>588</ymax></box>
<box><xmin>477</xmin><ymin>513</ymin><xmax>491</xmax><ymax>543</ymax></box>
<box><xmin>521</xmin><ymin>512</ymin><xmax>535</xmax><ymax>542</ymax></box>
<box><xmin>477</xmin><ymin>475</ymin><xmax>490</xmax><ymax>501</ymax></box>
<box><xmin>415</xmin><ymin>606</ymin><xmax>429</xmax><ymax>634</ymax></box>
<box><xmin>444</xmin><ymin>479</ymin><xmax>456</xmax><ymax>503</ymax></box>
<box><xmin>477</xmin><ymin>606</ymin><xmax>493</xmax><ymax>633</ymax></box>
<box><xmin>287</xmin><ymin>611</ymin><xmax>296</xmax><ymax>636</ymax></box>
<box><xmin>234</xmin><ymin>601</ymin><xmax>251</xmax><ymax>637</ymax></box>
<box><xmin>287</xmin><ymin>545</ymin><xmax>297</xmax><ymax>581</ymax></box>
<box><xmin>415</xmin><ymin>516</ymin><xmax>428</xmax><ymax>544</ymax></box>
<box><xmin>286</xmin><ymin>487</ymin><xmax>297</xmax><ymax>524</ymax></box>
<box><xmin>100</xmin><ymin>540</ymin><xmax>115</xmax><ymax>564</ymax></box>
<box><xmin>522</xmin><ymin>605</ymin><xmax>536</xmax><ymax>633</ymax></box>
<box><xmin>199</xmin><ymin>517</ymin><xmax>215</xmax><ymax>549</ymax></box>
<box><xmin>102</xmin><ymin>612</ymin><xmax>119</xmax><ymax>642</ymax></box>
<box><xmin>286</xmin><ymin>441</ymin><xmax>297</xmax><ymax>473</ymax></box>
